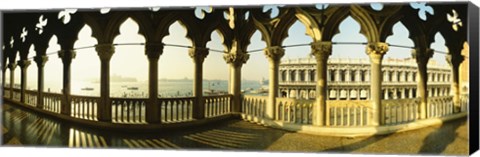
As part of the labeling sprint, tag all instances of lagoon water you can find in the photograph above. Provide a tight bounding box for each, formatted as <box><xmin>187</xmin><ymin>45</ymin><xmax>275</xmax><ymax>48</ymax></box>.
<box><xmin>37</xmin><ymin>79</ymin><xmax>264</xmax><ymax>98</ymax></box>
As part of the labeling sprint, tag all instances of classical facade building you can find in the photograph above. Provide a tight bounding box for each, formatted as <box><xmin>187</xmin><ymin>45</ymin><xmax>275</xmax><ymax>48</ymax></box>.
<box><xmin>279</xmin><ymin>57</ymin><xmax>452</xmax><ymax>100</ymax></box>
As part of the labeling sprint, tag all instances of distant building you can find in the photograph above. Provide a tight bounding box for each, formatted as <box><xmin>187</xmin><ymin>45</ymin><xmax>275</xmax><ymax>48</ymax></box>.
<box><xmin>279</xmin><ymin>57</ymin><xmax>452</xmax><ymax>100</ymax></box>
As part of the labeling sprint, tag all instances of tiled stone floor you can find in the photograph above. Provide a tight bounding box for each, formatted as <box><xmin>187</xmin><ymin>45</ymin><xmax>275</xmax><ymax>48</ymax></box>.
<box><xmin>1</xmin><ymin>102</ymin><xmax>469</xmax><ymax>155</ymax></box>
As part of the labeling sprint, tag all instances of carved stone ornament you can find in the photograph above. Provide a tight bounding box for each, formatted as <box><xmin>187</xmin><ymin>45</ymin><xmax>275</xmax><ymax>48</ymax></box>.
<box><xmin>17</xmin><ymin>60</ymin><xmax>31</xmax><ymax>68</ymax></box>
<box><xmin>145</xmin><ymin>43</ymin><xmax>164</xmax><ymax>59</ymax></box>
<box><xmin>189</xmin><ymin>47</ymin><xmax>209</xmax><ymax>63</ymax></box>
<box><xmin>58</xmin><ymin>49</ymin><xmax>77</xmax><ymax>62</ymax></box>
<box><xmin>310</xmin><ymin>41</ymin><xmax>332</xmax><ymax>60</ymax></box>
<box><xmin>366</xmin><ymin>42</ymin><xmax>389</xmax><ymax>56</ymax></box>
<box><xmin>223</xmin><ymin>52</ymin><xmax>250</xmax><ymax>66</ymax></box>
<box><xmin>264</xmin><ymin>46</ymin><xmax>285</xmax><ymax>61</ymax></box>
<box><xmin>34</xmin><ymin>55</ymin><xmax>49</xmax><ymax>67</ymax></box>
<box><xmin>95</xmin><ymin>44</ymin><xmax>115</xmax><ymax>61</ymax></box>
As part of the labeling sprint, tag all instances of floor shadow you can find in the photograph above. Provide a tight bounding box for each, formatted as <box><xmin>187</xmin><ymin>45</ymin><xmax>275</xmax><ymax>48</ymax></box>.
<box><xmin>322</xmin><ymin>132</ymin><xmax>393</xmax><ymax>153</ymax></box>
<box><xmin>1</xmin><ymin>102</ymin><xmax>289</xmax><ymax>151</ymax></box>
<box><xmin>418</xmin><ymin>117</ymin><xmax>467</xmax><ymax>154</ymax></box>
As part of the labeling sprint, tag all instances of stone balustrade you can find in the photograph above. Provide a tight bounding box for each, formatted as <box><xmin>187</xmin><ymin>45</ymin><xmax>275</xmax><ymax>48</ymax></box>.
<box><xmin>2</xmin><ymin>88</ymin><xmax>468</xmax><ymax>136</ymax></box>
<box><xmin>326</xmin><ymin>100</ymin><xmax>370</xmax><ymax>126</ymax></box>
<box><xmin>159</xmin><ymin>97</ymin><xmax>194</xmax><ymax>123</ymax></box>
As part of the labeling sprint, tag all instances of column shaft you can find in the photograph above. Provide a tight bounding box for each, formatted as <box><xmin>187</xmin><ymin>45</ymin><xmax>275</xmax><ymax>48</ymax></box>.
<box><xmin>59</xmin><ymin>50</ymin><xmax>76</xmax><ymax>116</ymax></box>
<box><xmin>190</xmin><ymin>47</ymin><xmax>209</xmax><ymax>119</ymax></box>
<box><xmin>311</xmin><ymin>42</ymin><xmax>331</xmax><ymax>126</ymax></box>
<box><xmin>264</xmin><ymin>46</ymin><xmax>284</xmax><ymax>120</ymax></box>
<box><xmin>146</xmin><ymin>43</ymin><xmax>163</xmax><ymax>123</ymax></box>
<box><xmin>18</xmin><ymin>60</ymin><xmax>31</xmax><ymax>103</ymax></box>
<box><xmin>366</xmin><ymin>42</ymin><xmax>388</xmax><ymax>126</ymax></box>
<box><xmin>34</xmin><ymin>56</ymin><xmax>48</xmax><ymax>109</ymax></box>
<box><xmin>8</xmin><ymin>63</ymin><xmax>16</xmax><ymax>99</ymax></box>
<box><xmin>96</xmin><ymin>44</ymin><xmax>115</xmax><ymax>122</ymax></box>
<box><xmin>224</xmin><ymin>52</ymin><xmax>249</xmax><ymax>113</ymax></box>
<box><xmin>413</xmin><ymin>48</ymin><xmax>433</xmax><ymax>119</ymax></box>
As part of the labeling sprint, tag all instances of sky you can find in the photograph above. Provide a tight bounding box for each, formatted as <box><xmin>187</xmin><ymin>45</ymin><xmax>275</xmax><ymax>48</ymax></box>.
<box><xmin>5</xmin><ymin>4</ymin><xmax>452</xmax><ymax>92</ymax></box>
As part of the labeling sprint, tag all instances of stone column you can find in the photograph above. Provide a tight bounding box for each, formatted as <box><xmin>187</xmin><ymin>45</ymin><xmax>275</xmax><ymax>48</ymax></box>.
<box><xmin>393</xmin><ymin>71</ymin><xmax>398</xmax><ymax>82</ymax></box>
<box><xmin>311</xmin><ymin>41</ymin><xmax>331</xmax><ymax>126</ymax></box>
<box><xmin>34</xmin><ymin>56</ymin><xmax>48</xmax><ymax>109</ymax></box>
<box><xmin>224</xmin><ymin>52</ymin><xmax>249</xmax><ymax>113</ymax></box>
<box><xmin>355</xmin><ymin>70</ymin><xmax>361</xmax><ymax>82</ymax></box>
<box><xmin>412</xmin><ymin>48</ymin><xmax>433</xmax><ymax>119</ymax></box>
<box><xmin>446</xmin><ymin>54</ymin><xmax>464</xmax><ymax>113</ymax></box>
<box><xmin>264</xmin><ymin>46</ymin><xmax>284</xmax><ymax>120</ymax></box>
<box><xmin>17</xmin><ymin>60</ymin><xmax>31</xmax><ymax>103</ymax></box>
<box><xmin>2</xmin><ymin>67</ymin><xmax>5</xmax><ymax>91</ymax></box>
<box><xmin>7</xmin><ymin>63</ymin><xmax>16</xmax><ymax>99</ymax></box>
<box><xmin>384</xmin><ymin>89</ymin><xmax>389</xmax><ymax>99</ymax></box>
<box><xmin>335</xmin><ymin>69</ymin><xmax>340</xmax><ymax>82</ymax></box>
<box><xmin>286</xmin><ymin>69</ymin><xmax>290</xmax><ymax>82</ymax></box>
<box><xmin>345</xmin><ymin>69</ymin><xmax>351</xmax><ymax>82</ymax></box>
<box><xmin>145</xmin><ymin>43</ymin><xmax>163</xmax><ymax>123</ymax></box>
<box><xmin>366</xmin><ymin>42</ymin><xmax>388</xmax><ymax>126</ymax></box>
<box><xmin>95</xmin><ymin>44</ymin><xmax>115</xmax><ymax>122</ymax></box>
<box><xmin>189</xmin><ymin>47</ymin><xmax>209</xmax><ymax>119</ymax></box>
<box><xmin>58</xmin><ymin>50</ymin><xmax>76</xmax><ymax>116</ymax></box>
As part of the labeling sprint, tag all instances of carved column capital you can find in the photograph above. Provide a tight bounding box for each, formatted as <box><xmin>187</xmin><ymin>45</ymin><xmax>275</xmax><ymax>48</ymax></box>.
<box><xmin>145</xmin><ymin>43</ymin><xmax>164</xmax><ymax>60</ymax></box>
<box><xmin>58</xmin><ymin>50</ymin><xmax>76</xmax><ymax>64</ymax></box>
<box><xmin>95</xmin><ymin>44</ymin><xmax>115</xmax><ymax>61</ymax></box>
<box><xmin>223</xmin><ymin>52</ymin><xmax>249</xmax><ymax>67</ymax></box>
<box><xmin>189</xmin><ymin>47</ymin><xmax>209</xmax><ymax>64</ymax></box>
<box><xmin>310</xmin><ymin>41</ymin><xmax>332</xmax><ymax>61</ymax></box>
<box><xmin>7</xmin><ymin>62</ymin><xmax>17</xmax><ymax>70</ymax></box>
<box><xmin>34</xmin><ymin>55</ymin><xmax>49</xmax><ymax>67</ymax></box>
<box><xmin>264</xmin><ymin>46</ymin><xmax>285</xmax><ymax>62</ymax></box>
<box><xmin>411</xmin><ymin>48</ymin><xmax>434</xmax><ymax>62</ymax></box>
<box><xmin>445</xmin><ymin>53</ymin><xmax>465</xmax><ymax>68</ymax></box>
<box><xmin>366</xmin><ymin>42</ymin><xmax>388</xmax><ymax>63</ymax></box>
<box><xmin>17</xmin><ymin>60</ymin><xmax>31</xmax><ymax>69</ymax></box>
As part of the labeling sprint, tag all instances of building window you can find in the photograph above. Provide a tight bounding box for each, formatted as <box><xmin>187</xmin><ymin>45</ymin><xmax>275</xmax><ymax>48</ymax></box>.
<box><xmin>310</xmin><ymin>70</ymin><xmax>315</xmax><ymax>82</ymax></box>
<box><xmin>350</xmin><ymin>70</ymin><xmax>355</xmax><ymax>82</ymax></box>
<box><xmin>340</xmin><ymin>70</ymin><xmax>346</xmax><ymax>82</ymax></box>
<box><xmin>330</xmin><ymin>70</ymin><xmax>335</xmax><ymax>82</ymax></box>
<box><xmin>290</xmin><ymin>70</ymin><xmax>296</xmax><ymax>82</ymax></box>
<box><xmin>299</xmin><ymin>70</ymin><xmax>305</xmax><ymax>82</ymax></box>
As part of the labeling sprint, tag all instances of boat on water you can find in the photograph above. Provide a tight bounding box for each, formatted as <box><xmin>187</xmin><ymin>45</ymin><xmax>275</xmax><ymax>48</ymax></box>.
<box><xmin>81</xmin><ymin>87</ymin><xmax>94</xmax><ymax>91</ymax></box>
<box><xmin>127</xmin><ymin>87</ymin><xmax>138</xmax><ymax>90</ymax></box>
<box><xmin>250</xmin><ymin>87</ymin><xmax>268</xmax><ymax>94</ymax></box>
<box><xmin>204</xmin><ymin>89</ymin><xmax>228</xmax><ymax>95</ymax></box>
